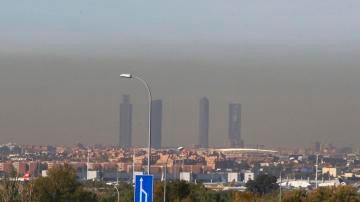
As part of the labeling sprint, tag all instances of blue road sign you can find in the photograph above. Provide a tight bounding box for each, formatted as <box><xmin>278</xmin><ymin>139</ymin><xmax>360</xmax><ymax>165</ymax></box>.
<box><xmin>135</xmin><ymin>175</ymin><xmax>153</xmax><ymax>202</ymax></box>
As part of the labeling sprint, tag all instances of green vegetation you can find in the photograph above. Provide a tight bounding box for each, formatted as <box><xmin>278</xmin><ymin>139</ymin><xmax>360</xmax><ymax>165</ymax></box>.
<box><xmin>245</xmin><ymin>174</ymin><xmax>279</xmax><ymax>196</ymax></box>
<box><xmin>0</xmin><ymin>167</ymin><xmax>359</xmax><ymax>202</ymax></box>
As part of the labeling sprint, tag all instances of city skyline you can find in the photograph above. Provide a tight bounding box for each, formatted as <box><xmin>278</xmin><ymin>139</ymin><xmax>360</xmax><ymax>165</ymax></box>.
<box><xmin>120</xmin><ymin>95</ymin><xmax>249</xmax><ymax>149</ymax></box>
<box><xmin>151</xmin><ymin>99</ymin><xmax>162</xmax><ymax>149</ymax></box>
<box><xmin>229</xmin><ymin>104</ymin><xmax>243</xmax><ymax>148</ymax></box>
<box><xmin>1</xmin><ymin>1</ymin><xmax>360</xmax><ymax>148</ymax></box>
<box><xmin>1</xmin><ymin>1</ymin><xmax>360</xmax><ymax>200</ymax></box>
<box><xmin>119</xmin><ymin>95</ymin><xmax>132</xmax><ymax>148</ymax></box>
<box><xmin>199</xmin><ymin>97</ymin><xmax>209</xmax><ymax>148</ymax></box>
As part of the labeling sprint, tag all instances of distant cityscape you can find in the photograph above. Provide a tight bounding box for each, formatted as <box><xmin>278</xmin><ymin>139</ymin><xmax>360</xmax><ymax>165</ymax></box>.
<box><xmin>1</xmin><ymin>141</ymin><xmax>360</xmax><ymax>190</ymax></box>
<box><xmin>1</xmin><ymin>94</ymin><xmax>360</xmax><ymax>191</ymax></box>
<box><xmin>2</xmin><ymin>0</ymin><xmax>360</xmax><ymax>200</ymax></box>
<box><xmin>119</xmin><ymin>94</ymin><xmax>244</xmax><ymax>149</ymax></box>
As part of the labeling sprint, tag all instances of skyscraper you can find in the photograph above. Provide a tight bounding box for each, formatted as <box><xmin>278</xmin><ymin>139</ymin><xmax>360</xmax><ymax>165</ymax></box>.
<box><xmin>229</xmin><ymin>103</ymin><xmax>244</xmax><ymax>148</ymax></box>
<box><xmin>199</xmin><ymin>97</ymin><xmax>209</xmax><ymax>148</ymax></box>
<box><xmin>119</xmin><ymin>95</ymin><xmax>132</xmax><ymax>148</ymax></box>
<box><xmin>314</xmin><ymin>141</ymin><xmax>321</xmax><ymax>153</ymax></box>
<box><xmin>151</xmin><ymin>99</ymin><xmax>162</xmax><ymax>149</ymax></box>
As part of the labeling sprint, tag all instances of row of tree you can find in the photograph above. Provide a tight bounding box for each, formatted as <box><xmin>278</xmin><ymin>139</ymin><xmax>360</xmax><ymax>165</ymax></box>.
<box><xmin>0</xmin><ymin>165</ymin><xmax>97</xmax><ymax>202</ymax></box>
<box><xmin>1</xmin><ymin>165</ymin><xmax>359</xmax><ymax>202</ymax></box>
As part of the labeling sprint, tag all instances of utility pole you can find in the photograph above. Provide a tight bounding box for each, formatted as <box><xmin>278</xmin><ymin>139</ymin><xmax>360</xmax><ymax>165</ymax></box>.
<box><xmin>279</xmin><ymin>170</ymin><xmax>282</xmax><ymax>202</ymax></box>
<box><xmin>315</xmin><ymin>154</ymin><xmax>319</xmax><ymax>189</ymax></box>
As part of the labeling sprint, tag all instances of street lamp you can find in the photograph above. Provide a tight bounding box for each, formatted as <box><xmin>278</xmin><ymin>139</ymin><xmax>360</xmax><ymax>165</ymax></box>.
<box><xmin>114</xmin><ymin>185</ymin><xmax>120</xmax><ymax>202</ymax></box>
<box><xmin>120</xmin><ymin>74</ymin><xmax>152</xmax><ymax>175</ymax></box>
<box><xmin>315</xmin><ymin>153</ymin><xmax>319</xmax><ymax>189</ymax></box>
<box><xmin>163</xmin><ymin>147</ymin><xmax>184</xmax><ymax>202</ymax></box>
<box><xmin>279</xmin><ymin>167</ymin><xmax>285</xmax><ymax>202</ymax></box>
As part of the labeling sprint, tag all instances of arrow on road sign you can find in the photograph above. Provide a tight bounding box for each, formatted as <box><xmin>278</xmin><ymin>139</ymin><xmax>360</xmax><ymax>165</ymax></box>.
<box><xmin>135</xmin><ymin>175</ymin><xmax>153</xmax><ymax>202</ymax></box>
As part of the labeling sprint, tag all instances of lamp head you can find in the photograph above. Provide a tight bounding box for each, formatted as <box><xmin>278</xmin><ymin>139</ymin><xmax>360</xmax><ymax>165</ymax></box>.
<box><xmin>177</xmin><ymin>146</ymin><xmax>184</xmax><ymax>151</ymax></box>
<box><xmin>120</xmin><ymin>74</ymin><xmax>132</xmax><ymax>78</ymax></box>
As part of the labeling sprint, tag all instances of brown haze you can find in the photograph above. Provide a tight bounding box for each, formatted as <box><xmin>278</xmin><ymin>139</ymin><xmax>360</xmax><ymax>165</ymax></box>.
<box><xmin>0</xmin><ymin>44</ymin><xmax>360</xmax><ymax>148</ymax></box>
<box><xmin>1</xmin><ymin>0</ymin><xmax>360</xmax><ymax>148</ymax></box>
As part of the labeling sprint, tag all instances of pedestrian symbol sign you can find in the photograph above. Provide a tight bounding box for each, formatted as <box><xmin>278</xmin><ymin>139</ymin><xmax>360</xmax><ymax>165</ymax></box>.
<box><xmin>135</xmin><ymin>175</ymin><xmax>153</xmax><ymax>202</ymax></box>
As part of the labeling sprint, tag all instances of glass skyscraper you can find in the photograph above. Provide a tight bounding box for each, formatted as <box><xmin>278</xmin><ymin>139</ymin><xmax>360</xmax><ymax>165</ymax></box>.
<box><xmin>199</xmin><ymin>97</ymin><xmax>209</xmax><ymax>148</ymax></box>
<box><xmin>119</xmin><ymin>95</ymin><xmax>132</xmax><ymax>148</ymax></box>
<box><xmin>229</xmin><ymin>103</ymin><xmax>243</xmax><ymax>148</ymax></box>
<box><xmin>151</xmin><ymin>99</ymin><xmax>162</xmax><ymax>149</ymax></box>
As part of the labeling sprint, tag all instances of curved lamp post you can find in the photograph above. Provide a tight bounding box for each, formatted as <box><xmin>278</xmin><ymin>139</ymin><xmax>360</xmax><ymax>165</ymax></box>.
<box><xmin>120</xmin><ymin>74</ymin><xmax>152</xmax><ymax>175</ymax></box>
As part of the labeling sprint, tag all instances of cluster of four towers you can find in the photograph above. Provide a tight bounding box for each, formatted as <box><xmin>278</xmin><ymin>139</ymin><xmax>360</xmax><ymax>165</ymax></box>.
<box><xmin>119</xmin><ymin>95</ymin><xmax>244</xmax><ymax>148</ymax></box>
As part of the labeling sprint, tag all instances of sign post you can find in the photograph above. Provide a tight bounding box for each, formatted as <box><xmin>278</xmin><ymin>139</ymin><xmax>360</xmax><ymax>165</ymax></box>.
<box><xmin>135</xmin><ymin>175</ymin><xmax>153</xmax><ymax>202</ymax></box>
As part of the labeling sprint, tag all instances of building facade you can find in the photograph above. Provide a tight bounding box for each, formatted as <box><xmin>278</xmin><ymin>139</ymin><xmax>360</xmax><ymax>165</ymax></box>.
<box><xmin>119</xmin><ymin>95</ymin><xmax>132</xmax><ymax>148</ymax></box>
<box><xmin>151</xmin><ymin>99</ymin><xmax>163</xmax><ymax>149</ymax></box>
<box><xmin>229</xmin><ymin>103</ymin><xmax>243</xmax><ymax>147</ymax></box>
<box><xmin>199</xmin><ymin>97</ymin><xmax>209</xmax><ymax>148</ymax></box>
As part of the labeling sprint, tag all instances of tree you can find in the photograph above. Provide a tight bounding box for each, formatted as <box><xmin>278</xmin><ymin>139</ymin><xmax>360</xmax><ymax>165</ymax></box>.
<box><xmin>117</xmin><ymin>183</ymin><xmax>133</xmax><ymax>202</ymax></box>
<box><xmin>331</xmin><ymin>185</ymin><xmax>360</xmax><ymax>202</ymax></box>
<box><xmin>0</xmin><ymin>166</ymin><xmax>21</xmax><ymax>202</ymax></box>
<box><xmin>167</xmin><ymin>180</ymin><xmax>191</xmax><ymax>201</ymax></box>
<box><xmin>188</xmin><ymin>183</ymin><xmax>208</xmax><ymax>202</ymax></box>
<box><xmin>233</xmin><ymin>192</ymin><xmax>256</xmax><ymax>202</ymax></box>
<box><xmin>31</xmin><ymin>164</ymin><xmax>96</xmax><ymax>202</ymax></box>
<box><xmin>282</xmin><ymin>189</ymin><xmax>307</xmax><ymax>202</ymax></box>
<box><xmin>160</xmin><ymin>180</ymin><xmax>217</xmax><ymax>202</ymax></box>
<box><xmin>153</xmin><ymin>181</ymin><xmax>163</xmax><ymax>201</ymax></box>
<box><xmin>307</xmin><ymin>187</ymin><xmax>332</xmax><ymax>202</ymax></box>
<box><xmin>20</xmin><ymin>182</ymin><xmax>35</xmax><ymax>202</ymax></box>
<box><xmin>307</xmin><ymin>186</ymin><xmax>360</xmax><ymax>202</ymax></box>
<box><xmin>245</xmin><ymin>174</ymin><xmax>279</xmax><ymax>196</ymax></box>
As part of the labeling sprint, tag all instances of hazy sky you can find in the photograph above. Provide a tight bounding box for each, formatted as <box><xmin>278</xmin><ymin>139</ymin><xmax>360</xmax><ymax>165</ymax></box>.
<box><xmin>1</xmin><ymin>1</ymin><xmax>360</xmax><ymax>148</ymax></box>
